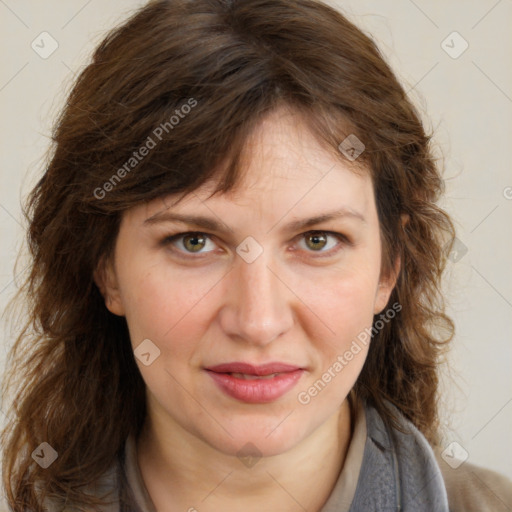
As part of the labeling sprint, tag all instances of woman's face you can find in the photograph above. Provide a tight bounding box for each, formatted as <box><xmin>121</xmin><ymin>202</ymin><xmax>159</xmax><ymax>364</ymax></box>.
<box><xmin>98</xmin><ymin>107</ymin><xmax>398</xmax><ymax>457</ymax></box>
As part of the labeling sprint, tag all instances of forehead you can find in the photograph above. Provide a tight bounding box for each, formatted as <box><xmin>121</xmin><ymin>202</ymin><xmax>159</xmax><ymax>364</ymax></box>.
<box><xmin>222</xmin><ymin>106</ymin><xmax>369</xmax><ymax>192</ymax></box>
<box><xmin>134</xmin><ymin>106</ymin><xmax>375</xmax><ymax>224</ymax></box>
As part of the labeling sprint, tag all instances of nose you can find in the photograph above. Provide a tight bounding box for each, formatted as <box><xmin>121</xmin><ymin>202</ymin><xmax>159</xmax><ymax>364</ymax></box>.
<box><xmin>218</xmin><ymin>251</ymin><xmax>294</xmax><ymax>346</ymax></box>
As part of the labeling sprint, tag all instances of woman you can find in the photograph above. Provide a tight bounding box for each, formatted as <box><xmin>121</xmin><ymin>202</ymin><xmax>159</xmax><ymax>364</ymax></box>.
<box><xmin>2</xmin><ymin>0</ymin><xmax>511</xmax><ymax>510</ymax></box>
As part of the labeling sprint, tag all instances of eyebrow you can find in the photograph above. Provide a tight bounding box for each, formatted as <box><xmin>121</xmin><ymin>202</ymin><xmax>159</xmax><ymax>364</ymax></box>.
<box><xmin>144</xmin><ymin>207</ymin><xmax>366</xmax><ymax>233</ymax></box>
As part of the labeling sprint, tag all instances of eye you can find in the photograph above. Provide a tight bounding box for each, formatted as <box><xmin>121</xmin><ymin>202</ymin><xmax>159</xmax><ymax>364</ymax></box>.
<box><xmin>161</xmin><ymin>230</ymin><xmax>349</xmax><ymax>258</ymax></box>
<box><xmin>296</xmin><ymin>230</ymin><xmax>348</xmax><ymax>255</ymax></box>
<box><xmin>162</xmin><ymin>232</ymin><xmax>218</xmax><ymax>255</ymax></box>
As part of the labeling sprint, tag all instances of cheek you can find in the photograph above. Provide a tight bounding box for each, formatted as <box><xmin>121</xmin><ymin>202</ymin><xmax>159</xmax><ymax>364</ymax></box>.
<box><xmin>296</xmin><ymin>264</ymin><xmax>379</xmax><ymax>385</ymax></box>
<box><xmin>118</xmin><ymin>261</ymin><xmax>221</xmax><ymax>354</ymax></box>
<box><xmin>118</xmin><ymin>266</ymin><xmax>218</xmax><ymax>402</ymax></box>
<box><xmin>294</xmin><ymin>273</ymin><xmax>377</xmax><ymax>407</ymax></box>
<box><xmin>298</xmin><ymin>262</ymin><xmax>380</xmax><ymax>334</ymax></box>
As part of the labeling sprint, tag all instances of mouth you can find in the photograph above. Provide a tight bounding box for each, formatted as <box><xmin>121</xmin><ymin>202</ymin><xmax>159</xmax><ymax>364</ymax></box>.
<box><xmin>205</xmin><ymin>361</ymin><xmax>303</xmax><ymax>375</ymax></box>
<box><xmin>224</xmin><ymin>372</ymin><xmax>282</xmax><ymax>380</ymax></box>
<box><xmin>204</xmin><ymin>362</ymin><xmax>305</xmax><ymax>403</ymax></box>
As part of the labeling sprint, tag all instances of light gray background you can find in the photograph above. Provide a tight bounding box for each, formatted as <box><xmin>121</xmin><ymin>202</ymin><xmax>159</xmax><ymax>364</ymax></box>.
<box><xmin>1</xmin><ymin>0</ymin><xmax>511</xmax><ymax>490</ymax></box>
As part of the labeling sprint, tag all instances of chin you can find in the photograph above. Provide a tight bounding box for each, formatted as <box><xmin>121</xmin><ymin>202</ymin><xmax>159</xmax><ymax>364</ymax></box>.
<box><xmin>215</xmin><ymin>435</ymin><xmax>300</xmax><ymax>460</ymax></box>
<box><xmin>196</xmin><ymin>417</ymin><xmax>312</xmax><ymax>459</ymax></box>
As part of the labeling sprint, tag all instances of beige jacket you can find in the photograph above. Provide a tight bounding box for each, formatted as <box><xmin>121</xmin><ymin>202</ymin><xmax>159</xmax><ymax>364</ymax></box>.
<box><xmin>435</xmin><ymin>449</ymin><xmax>512</xmax><ymax>512</ymax></box>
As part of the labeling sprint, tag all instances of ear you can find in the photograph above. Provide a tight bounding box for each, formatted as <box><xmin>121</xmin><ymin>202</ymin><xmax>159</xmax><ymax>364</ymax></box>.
<box><xmin>93</xmin><ymin>256</ymin><xmax>125</xmax><ymax>316</ymax></box>
<box><xmin>373</xmin><ymin>213</ymin><xmax>408</xmax><ymax>315</ymax></box>
<box><xmin>373</xmin><ymin>254</ymin><xmax>400</xmax><ymax>315</ymax></box>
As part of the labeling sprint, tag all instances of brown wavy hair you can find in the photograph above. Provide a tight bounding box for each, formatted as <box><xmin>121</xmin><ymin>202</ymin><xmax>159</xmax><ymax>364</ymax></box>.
<box><xmin>1</xmin><ymin>0</ymin><xmax>456</xmax><ymax>509</ymax></box>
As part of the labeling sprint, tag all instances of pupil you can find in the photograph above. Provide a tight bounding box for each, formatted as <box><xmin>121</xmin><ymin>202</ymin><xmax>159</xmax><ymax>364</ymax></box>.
<box><xmin>308</xmin><ymin>232</ymin><xmax>326</xmax><ymax>250</ymax></box>
<box><xmin>185</xmin><ymin>234</ymin><xmax>204</xmax><ymax>252</ymax></box>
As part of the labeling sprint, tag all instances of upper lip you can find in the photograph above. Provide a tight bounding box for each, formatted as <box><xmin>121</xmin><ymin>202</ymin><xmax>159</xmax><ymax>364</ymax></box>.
<box><xmin>205</xmin><ymin>362</ymin><xmax>302</xmax><ymax>376</ymax></box>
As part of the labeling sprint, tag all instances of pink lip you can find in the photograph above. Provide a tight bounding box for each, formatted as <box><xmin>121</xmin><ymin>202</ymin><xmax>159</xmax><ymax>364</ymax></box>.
<box><xmin>205</xmin><ymin>362</ymin><xmax>304</xmax><ymax>403</ymax></box>
<box><xmin>206</xmin><ymin>362</ymin><xmax>301</xmax><ymax>375</ymax></box>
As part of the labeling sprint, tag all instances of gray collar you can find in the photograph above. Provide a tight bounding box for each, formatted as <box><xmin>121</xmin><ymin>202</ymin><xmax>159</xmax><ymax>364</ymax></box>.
<box><xmin>348</xmin><ymin>403</ymin><xmax>449</xmax><ymax>511</ymax></box>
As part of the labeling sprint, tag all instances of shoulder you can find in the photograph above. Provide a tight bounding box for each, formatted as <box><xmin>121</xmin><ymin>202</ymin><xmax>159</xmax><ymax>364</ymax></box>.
<box><xmin>434</xmin><ymin>446</ymin><xmax>512</xmax><ymax>512</ymax></box>
<box><xmin>372</xmin><ymin>404</ymin><xmax>512</xmax><ymax>512</ymax></box>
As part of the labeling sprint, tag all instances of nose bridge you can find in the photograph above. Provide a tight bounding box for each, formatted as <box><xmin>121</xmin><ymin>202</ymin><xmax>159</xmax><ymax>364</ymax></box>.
<box><xmin>224</xmin><ymin>249</ymin><xmax>293</xmax><ymax>345</ymax></box>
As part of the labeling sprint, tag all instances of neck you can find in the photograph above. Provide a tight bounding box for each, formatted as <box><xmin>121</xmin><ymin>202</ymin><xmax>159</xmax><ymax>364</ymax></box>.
<box><xmin>137</xmin><ymin>399</ymin><xmax>352</xmax><ymax>512</ymax></box>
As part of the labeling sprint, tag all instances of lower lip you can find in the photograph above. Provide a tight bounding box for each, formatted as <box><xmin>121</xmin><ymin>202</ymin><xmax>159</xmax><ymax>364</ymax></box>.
<box><xmin>206</xmin><ymin>370</ymin><xmax>304</xmax><ymax>403</ymax></box>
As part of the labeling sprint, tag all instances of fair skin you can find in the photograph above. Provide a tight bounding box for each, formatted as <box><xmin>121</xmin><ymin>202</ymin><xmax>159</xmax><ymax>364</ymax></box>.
<box><xmin>96</xmin><ymin>106</ymin><xmax>399</xmax><ymax>512</ymax></box>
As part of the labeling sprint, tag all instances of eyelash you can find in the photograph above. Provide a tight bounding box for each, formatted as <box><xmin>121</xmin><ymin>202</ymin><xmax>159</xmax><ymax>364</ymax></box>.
<box><xmin>160</xmin><ymin>230</ymin><xmax>351</xmax><ymax>259</ymax></box>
